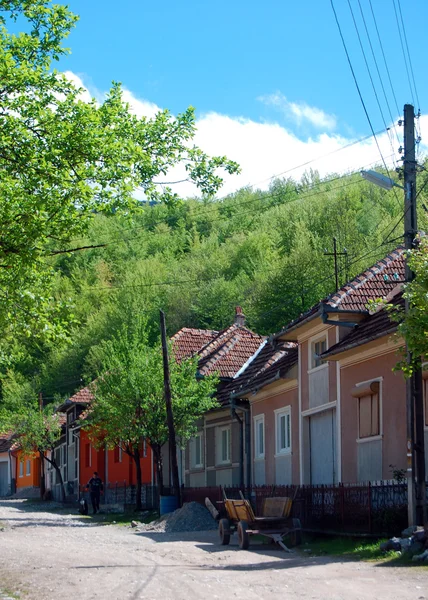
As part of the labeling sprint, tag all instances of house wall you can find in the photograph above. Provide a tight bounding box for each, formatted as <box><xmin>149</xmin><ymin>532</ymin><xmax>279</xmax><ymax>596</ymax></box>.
<box><xmin>107</xmin><ymin>443</ymin><xmax>153</xmax><ymax>486</ymax></box>
<box><xmin>184</xmin><ymin>408</ymin><xmax>246</xmax><ymax>487</ymax></box>
<box><xmin>250</xmin><ymin>382</ymin><xmax>299</xmax><ymax>485</ymax></box>
<box><xmin>15</xmin><ymin>451</ymin><xmax>40</xmax><ymax>490</ymax></box>
<box><xmin>339</xmin><ymin>350</ymin><xmax>406</xmax><ymax>482</ymax></box>
<box><xmin>80</xmin><ymin>429</ymin><xmax>106</xmax><ymax>488</ymax></box>
<box><xmin>0</xmin><ymin>453</ymin><xmax>11</xmax><ymax>496</ymax></box>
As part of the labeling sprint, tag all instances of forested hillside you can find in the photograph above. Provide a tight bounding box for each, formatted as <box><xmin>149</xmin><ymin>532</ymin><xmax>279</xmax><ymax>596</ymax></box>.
<box><xmin>3</xmin><ymin>165</ymin><xmax>428</xmax><ymax>400</ymax></box>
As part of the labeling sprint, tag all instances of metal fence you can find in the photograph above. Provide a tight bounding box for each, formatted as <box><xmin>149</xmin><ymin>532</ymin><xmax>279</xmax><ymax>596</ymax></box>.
<box><xmin>181</xmin><ymin>481</ymin><xmax>426</xmax><ymax>536</ymax></box>
<box><xmin>79</xmin><ymin>483</ymin><xmax>159</xmax><ymax>510</ymax></box>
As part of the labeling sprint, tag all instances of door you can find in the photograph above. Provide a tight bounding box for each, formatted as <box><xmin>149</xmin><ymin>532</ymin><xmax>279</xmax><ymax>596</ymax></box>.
<box><xmin>0</xmin><ymin>461</ymin><xmax>9</xmax><ymax>496</ymax></box>
<box><xmin>310</xmin><ymin>409</ymin><xmax>336</xmax><ymax>484</ymax></box>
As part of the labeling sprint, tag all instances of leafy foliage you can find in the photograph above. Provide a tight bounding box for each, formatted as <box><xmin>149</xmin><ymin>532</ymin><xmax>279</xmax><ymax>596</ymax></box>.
<box><xmin>0</xmin><ymin>0</ymin><xmax>239</xmax><ymax>341</ymax></box>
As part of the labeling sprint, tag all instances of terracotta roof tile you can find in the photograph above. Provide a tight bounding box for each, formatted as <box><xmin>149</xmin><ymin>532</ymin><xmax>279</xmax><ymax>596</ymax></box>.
<box><xmin>323</xmin><ymin>292</ymin><xmax>404</xmax><ymax>358</ymax></box>
<box><xmin>171</xmin><ymin>327</ymin><xmax>219</xmax><ymax>361</ymax></box>
<box><xmin>217</xmin><ymin>340</ymin><xmax>298</xmax><ymax>404</ymax></box>
<box><xmin>68</xmin><ymin>386</ymin><xmax>94</xmax><ymax>404</ymax></box>
<box><xmin>279</xmin><ymin>247</ymin><xmax>405</xmax><ymax>335</ymax></box>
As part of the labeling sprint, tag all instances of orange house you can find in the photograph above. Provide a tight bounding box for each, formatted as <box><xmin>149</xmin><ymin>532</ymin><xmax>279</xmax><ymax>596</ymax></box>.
<box><xmin>14</xmin><ymin>450</ymin><xmax>40</xmax><ymax>491</ymax></box>
<box><xmin>55</xmin><ymin>384</ymin><xmax>154</xmax><ymax>500</ymax></box>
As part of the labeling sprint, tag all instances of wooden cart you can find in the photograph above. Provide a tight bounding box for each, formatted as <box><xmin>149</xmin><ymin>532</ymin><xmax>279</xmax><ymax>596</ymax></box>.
<box><xmin>217</xmin><ymin>489</ymin><xmax>302</xmax><ymax>551</ymax></box>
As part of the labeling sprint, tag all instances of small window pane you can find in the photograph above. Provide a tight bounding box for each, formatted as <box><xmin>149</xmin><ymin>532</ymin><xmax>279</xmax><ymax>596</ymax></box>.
<box><xmin>195</xmin><ymin>436</ymin><xmax>201</xmax><ymax>466</ymax></box>
<box><xmin>259</xmin><ymin>421</ymin><xmax>264</xmax><ymax>455</ymax></box>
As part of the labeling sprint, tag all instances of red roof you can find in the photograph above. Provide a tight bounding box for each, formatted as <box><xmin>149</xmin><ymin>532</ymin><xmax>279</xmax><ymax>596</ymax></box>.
<box><xmin>172</xmin><ymin>327</ymin><xmax>219</xmax><ymax>361</ymax></box>
<box><xmin>172</xmin><ymin>323</ymin><xmax>264</xmax><ymax>379</ymax></box>
<box><xmin>68</xmin><ymin>386</ymin><xmax>94</xmax><ymax>404</ymax></box>
<box><xmin>217</xmin><ymin>339</ymin><xmax>298</xmax><ymax>403</ymax></box>
<box><xmin>279</xmin><ymin>247</ymin><xmax>405</xmax><ymax>336</ymax></box>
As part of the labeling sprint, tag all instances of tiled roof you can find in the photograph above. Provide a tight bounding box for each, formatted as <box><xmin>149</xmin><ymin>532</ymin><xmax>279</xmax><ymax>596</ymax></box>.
<box><xmin>172</xmin><ymin>327</ymin><xmax>219</xmax><ymax>361</ymax></box>
<box><xmin>197</xmin><ymin>325</ymin><xmax>264</xmax><ymax>379</ymax></box>
<box><xmin>68</xmin><ymin>386</ymin><xmax>94</xmax><ymax>405</ymax></box>
<box><xmin>278</xmin><ymin>247</ymin><xmax>405</xmax><ymax>336</ymax></box>
<box><xmin>322</xmin><ymin>292</ymin><xmax>404</xmax><ymax>358</ymax></box>
<box><xmin>0</xmin><ymin>431</ymin><xmax>15</xmax><ymax>453</ymax></box>
<box><xmin>172</xmin><ymin>322</ymin><xmax>264</xmax><ymax>380</ymax></box>
<box><xmin>216</xmin><ymin>340</ymin><xmax>298</xmax><ymax>404</ymax></box>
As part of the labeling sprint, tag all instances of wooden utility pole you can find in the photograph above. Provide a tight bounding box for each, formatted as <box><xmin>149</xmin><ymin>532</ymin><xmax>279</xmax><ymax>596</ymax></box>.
<box><xmin>159</xmin><ymin>310</ymin><xmax>181</xmax><ymax>506</ymax></box>
<box><xmin>403</xmin><ymin>103</ymin><xmax>426</xmax><ymax>525</ymax></box>
<box><xmin>324</xmin><ymin>237</ymin><xmax>348</xmax><ymax>291</ymax></box>
<box><xmin>38</xmin><ymin>392</ymin><xmax>46</xmax><ymax>499</ymax></box>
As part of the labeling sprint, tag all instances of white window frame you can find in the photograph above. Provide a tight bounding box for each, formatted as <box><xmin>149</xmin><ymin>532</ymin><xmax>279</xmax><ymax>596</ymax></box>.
<box><xmin>254</xmin><ymin>414</ymin><xmax>265</xmax><ymax>460</ymax></box>
<box><xmin>143</xmin><ymin>439</ymin><xmax>147</xmax><ymax>458</ymax></box>
<box><xmin>308</xmin><ymin>333</ymin><xmax>328</xmax><ymax>373</ymax></box>
<box><xmin>19</xmin><ymin>461</ymin><xmax>24</xmax><ymax>478</ymax></box>
<box><xmin>275</xmin><ymin>407</ymin><xmax>292</xmax><ymax>456</ymax></box>
<box><xmin>190</xmin><ymin>432</ymin><xmax>203</xmax><ymax>469</ymax></box>
<box><xmin>26</xmin><ymin>459</ymin><xmax>31</xmax><ymax>476</ymax></box>
<box><xmin>118</xmin><ymin>444</ymin><xmax>123</xmax><ymax>463</ymax></box>
<box><xmin>217</xmin><ymin>426</ymin><xmax>231</xmax><ymax>465</ymax></box>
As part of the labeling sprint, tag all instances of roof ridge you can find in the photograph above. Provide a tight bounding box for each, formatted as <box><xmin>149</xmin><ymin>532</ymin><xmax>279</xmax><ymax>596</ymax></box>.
<box><xmin>327</xmin><ymin>246</ymin><xmax>404</xmax><ymax>308</ymax></box>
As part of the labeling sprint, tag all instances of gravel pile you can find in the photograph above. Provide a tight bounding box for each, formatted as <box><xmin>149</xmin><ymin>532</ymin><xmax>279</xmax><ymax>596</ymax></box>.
<box><xmin>140</xmin><ymin>502</ymin><xmax>217</xmax><ymax>533</ymax></box>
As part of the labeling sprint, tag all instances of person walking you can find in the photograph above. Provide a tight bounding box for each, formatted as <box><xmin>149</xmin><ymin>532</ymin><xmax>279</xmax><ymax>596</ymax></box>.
<box><xmin>86</xmin><ymin>471</ymin><xmax>103</xmax><ymax>514</ymax></box>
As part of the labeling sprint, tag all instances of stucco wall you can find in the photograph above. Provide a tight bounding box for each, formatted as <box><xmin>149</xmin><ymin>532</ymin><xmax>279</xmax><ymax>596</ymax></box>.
<box><xmin>340</xmin><ymin>351</ymin><xmax>406</xmax><ymax>482</ymax></box>
<box><xmin>251</xmin><ymin>384</ymin><xmax>299</xmax><ymax>485</ymax></box>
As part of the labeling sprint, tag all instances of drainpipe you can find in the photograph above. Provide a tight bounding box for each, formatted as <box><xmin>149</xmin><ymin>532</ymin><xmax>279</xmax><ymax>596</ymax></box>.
<box><xmin>230</xmin><ymin>395</ymin><xmax>244</xmax><ymax>487</ymax></box>
<box><xmin>230</xmin><ymin>395</ymin><xmax>252</xmax><ymax>489</ymax></box>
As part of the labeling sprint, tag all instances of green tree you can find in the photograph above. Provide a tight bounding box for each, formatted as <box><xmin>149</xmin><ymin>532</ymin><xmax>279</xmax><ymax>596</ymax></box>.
<box><xmin>0</xmin><ymin>0</ymin><xmax>239</xmax><ymax>341</ymax></box>
<box><xmin>84</xmin><ymin>319</ymin><xmax>218</xmax><ymax>509</ymax></box>
<box><xmin>0</xmin><ymin>371</ymin><xmax>65</xmax><ymax>500</ymax></box>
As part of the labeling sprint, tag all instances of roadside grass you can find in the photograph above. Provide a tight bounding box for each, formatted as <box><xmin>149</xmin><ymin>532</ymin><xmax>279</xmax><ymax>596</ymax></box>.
<box><xmin>81</xmin><ymin>509</ymin><xmax>159</xmax><ymax>526</ymax></box>
<box><xmin>299</xmin><ymin>535</ymin><xmax>409</xmax><ymax>564</ymax></box>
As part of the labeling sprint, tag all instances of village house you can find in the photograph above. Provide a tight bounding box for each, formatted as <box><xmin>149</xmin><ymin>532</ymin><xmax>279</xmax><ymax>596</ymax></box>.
<box><xmin>172</xmin><ymin>307</ymin><xmax>263</xmax><ymax>488</ymax></box>
<box><xmin>0</xmin><ymin>432</ymin><xmax>15</xmax><ymax>497</ymax></box>
<box><xmin>50</xmin><ymin>384</ymin><xmax>154</xmax><ymax>502</ymax></box>
<box><xmin>178</xmin><ymin>247</ymin><xmax>427</xmax><ymax>490</ymax></box>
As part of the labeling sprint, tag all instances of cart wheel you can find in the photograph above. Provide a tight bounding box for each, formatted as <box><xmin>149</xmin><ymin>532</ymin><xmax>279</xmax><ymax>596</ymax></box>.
<box><xmin>219</xmin><ymin>518</ymin><xmax>231</xmax><ymax>545</ymax></box>
<box><xmin>290</xmin><ymin>518</ymin><xmax>302</xmax><ymax>546</ymax></box>
<box><xmin>237</xmin><ymin>520</ymin><xmax>250</xmax><ymax>550</ymax></box>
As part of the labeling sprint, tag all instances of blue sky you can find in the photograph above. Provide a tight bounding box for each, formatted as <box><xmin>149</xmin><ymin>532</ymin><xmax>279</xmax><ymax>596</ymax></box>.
<box><xmin>57</xmin><ymin>0</ymin><xmax>428</xmax><ymax>195</ymax></box>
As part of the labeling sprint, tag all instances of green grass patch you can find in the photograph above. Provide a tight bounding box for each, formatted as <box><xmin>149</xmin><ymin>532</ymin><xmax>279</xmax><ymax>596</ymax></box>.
<box><xmin>85</xmin><ymin>510</ymin><xmax>159</xmax><ymax>526</ymax></box>
<box><xmin>300</xmin><ymin>535</ymin><xmax>403</xmax><ymax>563</ymax></box>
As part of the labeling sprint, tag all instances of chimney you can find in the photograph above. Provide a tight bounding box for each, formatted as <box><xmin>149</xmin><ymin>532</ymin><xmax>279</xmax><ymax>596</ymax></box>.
<box><xmin>234</xmin><ymin>306</ymin><xmax>246</xmax><ymax>327</ymax></box>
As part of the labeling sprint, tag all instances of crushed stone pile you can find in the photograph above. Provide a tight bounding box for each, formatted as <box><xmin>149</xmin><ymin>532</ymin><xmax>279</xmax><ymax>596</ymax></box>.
<box><xmin>140</xmin><ymin>501</ymin><xmax>217</xmax><ymax>533</ymax></box>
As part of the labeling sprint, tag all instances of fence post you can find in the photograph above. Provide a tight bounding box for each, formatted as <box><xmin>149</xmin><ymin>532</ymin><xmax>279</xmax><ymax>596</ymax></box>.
<box><xmin>124</xmin><ymin>480</ymin><xmax>126</xmax><ymax>507</ymax></box>
<box><xmin>368</xmin><ymin>481</ymin><xmax>372</xmax><ymax>534</ymax></box>
<box><xmin>340</xmin><ymin>483</ymin><xmax>345</xmax><ymax>531</ymax></box>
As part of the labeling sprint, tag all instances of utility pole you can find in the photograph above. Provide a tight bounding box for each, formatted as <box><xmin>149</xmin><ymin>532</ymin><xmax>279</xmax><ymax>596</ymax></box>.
<box><xmin>159</xmin><ymin>310</ymin><xmax>181</xmax><ymax>506</ymax></box>
<box><xmin>403</xmin><ymin>103</ymin><xmax>426</xmax><ymax>526</ymax></box>
<box><xmin>38</xmin><ymin>392</ymin><xmax>46</xmax><ymax>499</ymax></box>
<box><xmin>324</xmin><ymin>237</ymin><xmax>348</xmax><ymax>291</ymax></box>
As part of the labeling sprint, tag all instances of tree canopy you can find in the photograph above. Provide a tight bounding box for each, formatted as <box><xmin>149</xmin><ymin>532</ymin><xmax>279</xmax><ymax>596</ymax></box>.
<box><xmin>0</xmin><ymin>0</ymin><xmax>238</xmax><ymax>342</ymax></box>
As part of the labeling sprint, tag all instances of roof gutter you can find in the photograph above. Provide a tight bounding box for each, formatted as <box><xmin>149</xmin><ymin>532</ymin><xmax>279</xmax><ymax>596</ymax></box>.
<box><xmin>321</xmin><ymin>304</ymin><xmax>363</xmax><ymax>328</ymax></box>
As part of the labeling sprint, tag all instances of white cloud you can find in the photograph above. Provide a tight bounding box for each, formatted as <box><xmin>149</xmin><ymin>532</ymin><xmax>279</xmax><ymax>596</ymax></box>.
<box><xmin>259</xmin><ymin>91</ymin><xmax>337</xmax><ymax>130</ymax></box>
<box><xmin>62</xmin><ymin>72</ymin><xmax>428</xmax><ymax>200</ymax></box>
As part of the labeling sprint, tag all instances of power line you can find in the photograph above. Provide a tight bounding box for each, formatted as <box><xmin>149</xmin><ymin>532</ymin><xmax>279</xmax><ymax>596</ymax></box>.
<box><xmin>53</xmin><ymin>153</ymin><xmax>398</xmax><ymax>253</ymax></box>
<box><xmin>368</xmin><ymin>0</ymin><xmax>400</xmax><ymax>117</ymax></box>
<box><xmin>331</xmin><ymin>0</ymin><xmax>401</xmax><ymax>209</ymax></box>
<box><xmin>392</xmin><ymin>0</ymin><xmax>416</xmax><ymax>108</ymax></box>
<box><xmin>357</xmin><ymin>0</ymin><xmax>400</xmax><ymax>146</ymax></box>
<box><xmin>397</xmin><ymin>0</ymin><xmax>421</xmax><ymax>113</ymax></box>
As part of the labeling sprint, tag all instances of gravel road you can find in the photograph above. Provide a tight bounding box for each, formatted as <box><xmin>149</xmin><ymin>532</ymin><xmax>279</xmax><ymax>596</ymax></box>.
<box><xmin>0</xmin><ymin>499</ymin><xmax>427</xmax><ymax>600</ymax></box>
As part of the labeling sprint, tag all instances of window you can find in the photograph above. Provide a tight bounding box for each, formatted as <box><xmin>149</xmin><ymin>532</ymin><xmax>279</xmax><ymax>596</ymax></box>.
<box><xmin>275</xmin><ymin>408</ymin><xmax>291</xmax><ymax>455</ymax></box>
<box><xmin>352</xmin><ymin>381</ymin><xmax>381</xmax><ymax>439</ymax></box>
<box><xmin>359</xmin><ymin>393</ymin><xmax>380</xmax><ymax>438</ymax></box>
<box><xmin>254</xmin><ymin>415</ymin><xmax>265</xmax><ymax>459</ymax></box>
<box><xmin>26</xmin><ymin>459</ymin><xmax>31</xmax><ymax>476</ymax></box>
<box><xmin>311</xmin><ymin>337</ymin><xmax>327</xmax><ymax>369</ymax></box>
<box><xmin>190</xmin><ymin>433</ymin><xmax>203</xmax><ymax>469</ymax></box>
<box><xmin>143</xmin><ymin>439</ymin><xmax>147</xmax><ymax>458</ymax></box>
<box><xmin>217</xmin><ymin>426</ymin><xmax>231</xmax><ymax>464</ymax></box>
<box><xmin>19</xmin><ymin>461</ymin><xmax>24</xmax><ymax>477</ymax></box>
<box><xmin>114</xmin><ymin>446</ymin><xmax>121</xmax><ymax>463</ymax></box>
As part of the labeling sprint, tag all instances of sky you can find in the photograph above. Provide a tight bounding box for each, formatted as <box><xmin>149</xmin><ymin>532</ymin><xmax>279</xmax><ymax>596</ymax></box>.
<box><xmin>56</xmin><ymin>0</ymin><xmax>428</xmax><ymax>197</ymax></box>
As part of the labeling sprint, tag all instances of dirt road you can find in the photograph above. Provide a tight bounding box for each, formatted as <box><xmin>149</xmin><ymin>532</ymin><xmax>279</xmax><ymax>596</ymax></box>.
<box><xmin>0</xmin><ymin>499</ymin><xmax>427</xmax><ymax>600</ymax></box>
